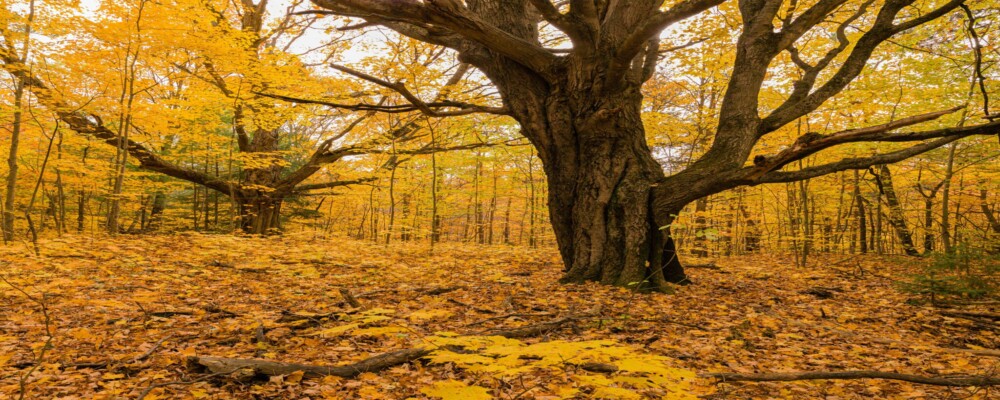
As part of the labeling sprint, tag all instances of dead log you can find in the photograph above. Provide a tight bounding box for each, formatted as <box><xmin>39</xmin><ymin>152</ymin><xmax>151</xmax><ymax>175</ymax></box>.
<box><xmin>187</xmin><ymin>348</ymin><xmax>432</xmax><ymax>378</ymax></box>
<box><xmin>702</xmin><ymin>371</ymin><xmax>1000</xmax><ymax>386</ymax></box>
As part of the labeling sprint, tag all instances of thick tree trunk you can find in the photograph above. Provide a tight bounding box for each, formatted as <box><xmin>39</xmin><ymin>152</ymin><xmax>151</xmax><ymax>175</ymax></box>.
<box><xmin>235</xmin><ymin>191</ymin><xmax>284</xmax><ymax>235</ymax></box>
<box><xmin>508</xmin><ymin>87</ymin><xmax>690</xmax><ymax>290</ymax></box>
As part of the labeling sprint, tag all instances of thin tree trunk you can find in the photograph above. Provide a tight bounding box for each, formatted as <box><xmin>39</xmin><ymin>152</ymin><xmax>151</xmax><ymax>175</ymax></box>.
<box><xmin>3</xmin><ymin>79</ymin><xmax>25</xmax><ymax>243</ymax></box>
<box><xmin>854</xmin><ymin>170</ymin><xmax>868</xmax><ymax>254</ymax></box>
<box><xmin>941</xmin><ymin>144</ymin><xmax>957</xmax><ymax>253</ymax></box>
<box><xmin>876</xmin><ymin>165</ymin><xmax>919</xmax><ymax>255</ymax></box>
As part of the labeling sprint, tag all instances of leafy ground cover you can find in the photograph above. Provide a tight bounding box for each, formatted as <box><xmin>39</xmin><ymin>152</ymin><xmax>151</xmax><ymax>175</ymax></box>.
<box><xmin>2</xmin><ymin>233</ymin><xmax>998</xmax><ymax>399</ymax></box>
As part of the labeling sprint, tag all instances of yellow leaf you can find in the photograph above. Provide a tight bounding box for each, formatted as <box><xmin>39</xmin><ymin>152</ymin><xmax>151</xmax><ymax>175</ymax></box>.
<box><xmin>420</xmin><ymin>380</ymin><xmax>492</xmax><ymax>400</ymax></box>
<box><xmin>103</xmin><ymin>372</ymin><xmax>126</xmax><ymax>380</ymax></box>
<box><xmin>310</xmin><ymin>323</ymin><xmax>359</xmax><ymax>337</ymax></box>
<box><xmin>592</xmin><ymin>386</ymin><xmax>641</xmax><ymax>399</ymax></box>
<box><xmin>285</xmin><ymin>370</ymin><xmax>305</xmax><ymax>384</ymax></box>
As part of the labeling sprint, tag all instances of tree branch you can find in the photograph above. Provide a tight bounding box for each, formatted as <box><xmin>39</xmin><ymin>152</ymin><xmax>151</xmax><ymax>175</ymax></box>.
<box><xmin>609</xmin><ymin>0</ymin><xmax>724</xmax><ymax>86</ymax></box>
<box><xmin>310</xmin><ymin>0</ymin><xmax>559</xmax><ymax>75</ymax></box>
<box><xmin>256</xmin><ymin>91</ymin><xmax>508</xmax><ymax>116</ymax></box>
<box><xmin>750</xmin><ymin>106</ymin><xmax>965</xmax><ymax>174</ymax></box>
<box><xmin>0</xmin><ymin>50</ymin><xmax>233</xmax><ymax>195</ymax></box>
<box><xmin>292</xmin><ymin>177</ymin><xmax>378</xmax><ymax>193</ymax></box>
<box><xmin>761</xmin><ymin>0</ymin><xmax>965</xmax><ymax>133</ymax></box>
<box><xmin>748</xmin><ymin>134</ymin><xmax>990</xmax><ymax>184</ymax></box>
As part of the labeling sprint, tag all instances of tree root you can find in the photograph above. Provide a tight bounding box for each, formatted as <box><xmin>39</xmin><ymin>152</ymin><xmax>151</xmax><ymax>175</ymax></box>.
<box><xmin>702</xmin><ymin>370</ymin><xmax>1000</xmax><ymax>386</ymax></box>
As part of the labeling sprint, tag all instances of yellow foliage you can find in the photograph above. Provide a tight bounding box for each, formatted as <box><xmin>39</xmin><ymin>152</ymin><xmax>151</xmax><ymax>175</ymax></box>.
<box><xmin>420</xmin><ymin>380</ymin><xmax>492</xmax><ymax>400</ymax></box>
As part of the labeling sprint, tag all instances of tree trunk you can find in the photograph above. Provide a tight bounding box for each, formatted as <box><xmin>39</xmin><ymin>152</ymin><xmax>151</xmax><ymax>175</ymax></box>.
<box><xmin>854</xmin><ymin>170</ymin><xmax>868</xmax><ymax>254</ymax></box>
<box><xmin>145</xmin><ymin>191</ymin><xmax>166</xmax><ymax>232</ymax></box>
<box><xmin>507</xmin><ymin>87</ymin><xmax>688</xmax><ymax>289</ymax></box>
<box><xmin>235</xmin><ymin>191</ymin><xmax>284</xmax><ymax>234</ymax></box>
<box><xmin>876</xmin><ymin>165</ymin><xmax>919</xmax><ymax>256</ymax></box>
<box><xmin>3</xmin><ymin>80</ymin><xmax>24</xmax><ymax>243</ymax></box>
<box><xmin>941</xmin><ymin>143</ymin><xmax>957</xmax><ymax>254</ymax></box>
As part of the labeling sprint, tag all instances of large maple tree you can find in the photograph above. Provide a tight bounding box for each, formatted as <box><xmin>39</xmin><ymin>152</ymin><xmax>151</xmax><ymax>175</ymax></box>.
<box><xmin>306</xmin><ymin>0</ymin><xmax>1000</xmax><ymax>291</ymax></box>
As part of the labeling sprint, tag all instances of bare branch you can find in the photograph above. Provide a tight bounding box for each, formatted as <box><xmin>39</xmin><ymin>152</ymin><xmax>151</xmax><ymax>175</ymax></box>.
<box><xmin>292</xmin><ymin>177</ymin><xmax>378</xmax><ymax>192</ymax></box>
<box><xmin>759</xmin><ymin>0</ymin><xmax>922</xmax><ymax>133</ymax></box>
<box><xmin>750</xmin><ymin>106</ymin><xmax>964</xmax><ymax>174</ymax></box>
<box><xmin>609</xmin><ymin>0</ymin><xmax>725</xmax><ymax>86</ymax></box>
<box><xmin>749</xmin><ymin>134</ymin><xmax>991</xmax><ymax>184</ymax></box>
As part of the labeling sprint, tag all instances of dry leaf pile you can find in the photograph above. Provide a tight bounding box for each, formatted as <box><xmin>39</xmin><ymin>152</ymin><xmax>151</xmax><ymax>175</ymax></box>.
<box><xmin>2</xmin><ymin>233</ymin><xmax>998</xmax><ymax>399</ymax></box>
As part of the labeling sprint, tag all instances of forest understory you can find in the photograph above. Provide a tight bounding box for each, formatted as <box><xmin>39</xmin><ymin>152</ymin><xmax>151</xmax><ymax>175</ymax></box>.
<box><xmin>2</xmin><ymin>233</ymin><xmax>999</xmax><ymax>399</ymax></box>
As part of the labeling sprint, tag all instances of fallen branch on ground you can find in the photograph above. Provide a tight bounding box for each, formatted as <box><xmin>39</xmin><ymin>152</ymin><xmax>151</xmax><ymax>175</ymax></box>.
<box><xmin>187</xmin><ymin>348</ymin><xmax>432</xmax><ymax>378</ymax></box>
<box><xmin>188</xmin><ymin>312</ymin><xmax>595</xmax><ymax>379</ymax></box>
<box><xmin>769</xmin><ymin>310</ymin><xmax>1000</xmax><ymax>358</ymax></box>
<box><xmin>685</xmin><ymin>263</ymin><xmax>721</xmax><ymax>270</ymax></box>
<box><xmin>340</xmin><ymin>288</ymin><xmax>363</xmax><ymax>308</ymax></box>
<box><xmin>446</xmin><ymin>298</ymin><xmax>497</xmax><ymax>314</ymax></box>
<box><xmin>415</xmin><ymin>286</ymin><xmax>466</xmax><ymax>296</ymax></box>
<box><xmin>136</xmin><ymin>370</ymin><xmax>234</xmax><ymax>400</ymax></box>
<box><xmin>70</xmin><ymin>335</ymin><xmax>171</xmax><ymax>369</ymax></box>
<box><xmin>702</xmin><ymin>370</ymin><xmax>1000</xmax><ymax>386</ymax></box>
<box><xmin>485</xmin><ymin>315</ymin><xmax>584</xmax><ymax>338</ymax></box>
<box><xmin>940</xmin><ymin>310</ymin><xmax>1000</xmax><ymax>320</ymax></box>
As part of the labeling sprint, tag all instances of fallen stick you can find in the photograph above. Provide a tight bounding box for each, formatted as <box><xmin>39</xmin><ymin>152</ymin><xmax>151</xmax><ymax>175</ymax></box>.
<box><xmin>25</xmin><ymin>335</ymin><xmax>173</xmax><ymax>370</ymax></box>
<box><xmin>276</xmin><ymin>310</ymin><xmax>337</xmax><ymax>323</ymax></box>
<box><xmin>149</xmin><ymin>311</ymin><xmax>196</xmax><ymax>318</ymax></box>
<box><xmin>188</xmin><ymin>313</ymin><xmax>593</xmax><ymax>379</ymax></box>
<box><xmin>769</xmin><ymin>310</ymin><xmax>1000</xmax><ymax>358</ymax></box>
<box><xmin>340</xmin><ymin>288</ymin><xmax>363</xmax><ymax>308</ymax></box>
<box><xmin>702</xmin><ymin>370</ymin><xmax>1000</xmax><ymax>387</ymax></box>
<box><xmin>485</xmin><ymin>316</ymin><xmax>581</xmax><ymax>338</ymax></box>
<box><xmin>940</xmin><ymin>310</ymin><xmax>1000</xmax><ymax>320</ymax></box>
<box><xmin>187</xmin><ymin>348</ymin><xmax>432</xmax><ymax>378</ymax></box>
<box><xmin>418</xmin><ymin>286</ymin><xmax>466</xmax><ymax>296</ymax></box>
<box><xmin>685</xmin><ymin>263</ymin><xmax>721</xmax><ymax>270</ymax></box>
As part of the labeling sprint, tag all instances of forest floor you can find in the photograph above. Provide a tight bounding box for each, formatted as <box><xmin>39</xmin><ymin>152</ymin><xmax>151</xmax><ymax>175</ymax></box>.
<box><xmin>1</xmin><ymin>233</ymin><xmax>999</xmax><ymax>399</ymax></box>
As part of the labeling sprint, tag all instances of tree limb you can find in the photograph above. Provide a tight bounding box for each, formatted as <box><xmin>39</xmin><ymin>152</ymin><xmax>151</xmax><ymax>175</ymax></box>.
<box><xmin>292</xmin><ymin>177</ymin><xmax>378</xmax><ymax>193</ymax></box>
<box><xmin>609</xmin><ymin>0</ymin><xmax>725</xmax><ymax>87</ymax></box>
<box><xmin>310</xmin><ymin>0</ymin><xmax>559</xmax><ymax>75</ymax></box>
<box><xmin>748</xmin><ymin>134</ymin><xmax>989</xmax><ymax>184</ymax></box>
<box><xmin>750</xmin><ymin>106</ymin><xmax>966</xmax><ymax>174</ymax></box>
<box><xmin>186</xmin><ymin>348</ymin><xmax>432</xmax><ymax>378</ymax></box>
<box><xmin>0</xmin><ymin>50</ymin><xmax>233</xmax><ymax>195</ymax></box>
